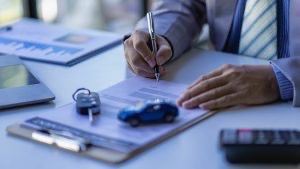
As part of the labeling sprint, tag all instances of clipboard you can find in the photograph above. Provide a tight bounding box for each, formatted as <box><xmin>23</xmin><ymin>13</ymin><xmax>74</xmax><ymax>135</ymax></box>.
<box><xmin>6</xmin><ymin>111</ymin><xmax>215</xmax><ymax>164</ymax></box>
<box><xmin>6</xmin><ymin>76</ymin><xmax>216</xmax><ymax>163</ymax></box>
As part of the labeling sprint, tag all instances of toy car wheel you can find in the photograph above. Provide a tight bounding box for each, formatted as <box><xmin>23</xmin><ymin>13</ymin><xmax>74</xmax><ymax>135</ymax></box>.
<box><xmin>128</xmin><ymin>117</ymin><xmax>140</xmax><ymax>127</ymax></box>
<box><xmin>164</xmin><ymin>113</ymin><xmax>175</xmax><ymax>123</ymax></box>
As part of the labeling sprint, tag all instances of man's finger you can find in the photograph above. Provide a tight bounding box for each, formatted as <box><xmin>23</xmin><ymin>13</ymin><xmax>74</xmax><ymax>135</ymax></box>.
<box><xmin>132</xmin><ymin>66</ymin><xmax>167</xmax><ymax>78</ymax></box>
<box><xmin>133</xmin><ymin>68</ymin><xmax>156</xmax><ymax>78</ymax></box>
<box><xmin>156</xmin><ymin>37</ymin><xmax>172</xmax><ymax>65</ymax></box>
<box><xmin>177</xmin><ymin>76</ymin><xmax>228</xmax><ymax>106</ymax></box>
<box><xmin>188</xmin><ymin>68</ymin><xmax>224</xmax><ymax>89</ymax></box>
<box><xmin>132</xmin><ymin>31</ymin><xmax>155</xmax><ymax>67</ymax></box>
<box><xmin>126</xmin><ymin>46</ymin><xmax>154</xmax><ymax>74</ymax></box>
<box><xmin>130</xmin><ymin>57</ymin><xmax>154</xmax><ymax>74</ymax></box>
<box><xmin>156</xmin><ymin>45</ymin><xmax>172</xmax><ymax>65</ymax></box>
<box><xmin>127</xmin><ymin>48</ymin><xmax>168</xmax><ymax>78</ymax></box>
<box><xmin>181</xmin><ymin>84</ymin><xmax>233</xmax><ymax>109</ymax></box>
<box><xmin>158</xmin><ymin>66</ymin><xmax>167</xmax><ymax>76</ymax></box>
<box><xmin>199</xmin><ymin>93</ymin><xmax>241</xmax><ymax>110</ymax></box>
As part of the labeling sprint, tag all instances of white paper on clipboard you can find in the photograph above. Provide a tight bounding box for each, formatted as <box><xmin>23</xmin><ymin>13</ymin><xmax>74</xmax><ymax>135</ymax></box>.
<box><xmin>26</xmin><ymin>76</ymin><xmax>209</xmax><ymax>153</ymax></box>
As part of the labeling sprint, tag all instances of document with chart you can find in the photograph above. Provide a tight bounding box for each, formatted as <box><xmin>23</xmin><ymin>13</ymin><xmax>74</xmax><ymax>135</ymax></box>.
<box><xmin>0</xmin><ymin>19</ymin><xmax>122</xmax><ymax>66</ymax></box>
<box><xmin>7</xmin><ymin>77</ymin><xmax>213</xmax><ymax>163</ymax></box>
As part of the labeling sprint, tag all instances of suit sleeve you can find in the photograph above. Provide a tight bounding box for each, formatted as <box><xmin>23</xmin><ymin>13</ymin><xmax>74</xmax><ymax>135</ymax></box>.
<box><xmin>271</xmin><ymin>57</ymin><xmax>300</xmax><ymax>106</ymax></box>
<box><xmin>135</xmin><ymin>0</ymin><xmax>207</xmax><ymax>59</ymax></box>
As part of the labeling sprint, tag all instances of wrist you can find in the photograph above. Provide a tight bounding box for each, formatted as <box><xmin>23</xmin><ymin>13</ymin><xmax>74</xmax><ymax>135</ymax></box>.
<box><xmin>252</xmin><ymin>65</ymin><xmax>280</xmax><ymax>101</ymax></box>
<box><xmin>268</xmin><ymin>65</ymin><xmax>280</xmax><ymax>101</ymax></box>
<box><xmin>271</xmin><ymin>64</ymin><xmax>294</xmax><ymax>101</ymax></box>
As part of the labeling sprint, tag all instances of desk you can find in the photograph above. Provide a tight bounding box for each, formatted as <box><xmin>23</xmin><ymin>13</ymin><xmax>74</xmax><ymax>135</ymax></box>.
<box><xmin>1</xmin><ymin>45</ymin><xmax>300</xmax><ymax>169</ymax></box>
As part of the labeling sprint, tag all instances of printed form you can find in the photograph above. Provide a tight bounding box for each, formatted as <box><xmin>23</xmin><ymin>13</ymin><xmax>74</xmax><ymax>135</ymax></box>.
<box><xmin>28</xmin><ymin>77</ymin><xmax>209</xmax><ymax>153</ymax></box>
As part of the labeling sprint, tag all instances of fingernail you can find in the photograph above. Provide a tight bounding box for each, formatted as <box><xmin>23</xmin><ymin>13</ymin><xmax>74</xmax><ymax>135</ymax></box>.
<box><xmin>199</xmin><ymin>104</ymin><xmax>208</xmax><ymax>110</ymax></box>
<box><xmin>149</xmin><ymin>59</ymin><xmax>156</xmax><ymax>67</ymax></box>
<box><xmin>182</xmin><ymin>102</ymin><xmax>190</xmax><ymax>109</ymax></box>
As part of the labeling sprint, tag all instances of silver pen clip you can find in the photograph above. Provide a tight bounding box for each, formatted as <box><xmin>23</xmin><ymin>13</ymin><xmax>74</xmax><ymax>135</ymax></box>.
<box><xmin>147</xmin><ymin>13</ymin><xmax>155</xmax><ymax>39</ymax></box>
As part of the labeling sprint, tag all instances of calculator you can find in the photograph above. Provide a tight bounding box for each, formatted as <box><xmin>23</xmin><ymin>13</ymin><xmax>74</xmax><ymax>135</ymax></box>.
<box><xmin>220</xmin><ymin>129</ymin><xmax>300</xmax><ymax>164</ymax></box>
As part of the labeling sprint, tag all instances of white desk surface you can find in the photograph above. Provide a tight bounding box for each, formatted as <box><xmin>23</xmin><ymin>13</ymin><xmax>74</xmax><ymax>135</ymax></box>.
<box><xmin>1</xmin><ymin>45</ymin><xmax>300</xmax><ymax>169</ymax></box>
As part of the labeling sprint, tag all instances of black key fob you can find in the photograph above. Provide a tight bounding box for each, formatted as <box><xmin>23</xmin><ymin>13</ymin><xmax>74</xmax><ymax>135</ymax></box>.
<box><xmin>76</xmin><ymin>92</ymin><xmax>101</xmax><ymax>115</ymax></box>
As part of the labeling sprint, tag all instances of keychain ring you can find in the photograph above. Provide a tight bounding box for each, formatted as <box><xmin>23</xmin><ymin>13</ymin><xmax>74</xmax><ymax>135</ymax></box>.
<box><xmin>72</xmin><ymin>88</ymin><xmax>91</xmax><ymax>101</ymax></box>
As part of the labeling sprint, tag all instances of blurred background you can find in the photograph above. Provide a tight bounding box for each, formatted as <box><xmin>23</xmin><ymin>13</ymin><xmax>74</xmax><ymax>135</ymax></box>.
<box><xmin>0</xmin><ymin>0</ymin><xmax>153</xmax><ymax>34</ymax></box>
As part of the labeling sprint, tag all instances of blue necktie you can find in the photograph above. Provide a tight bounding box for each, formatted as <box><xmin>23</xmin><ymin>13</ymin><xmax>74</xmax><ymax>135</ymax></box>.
<box><xmin>239</xmin><ymin>0</ymin><xmax>278</xmax><ymax>60</ymax></box>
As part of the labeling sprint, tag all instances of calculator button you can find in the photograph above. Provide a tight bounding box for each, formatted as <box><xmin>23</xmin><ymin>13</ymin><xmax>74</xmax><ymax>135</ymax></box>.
<box><xmin>287</xmin><ymin>131</ymin><xmax>300</xmax><ymax>145</ymax></box>
<box><xmin>238</xmin><ymin>130</ymin><xmax>253</xmax><ymax>144</ymax></box>
<box><xmin>254</xmin><ymin>130</ymin><xmax>270</xmax><ymax>144</ymax></box>
<box><xmin>279</xmin><ymin>130</ymin><xmax>291</xmax><ymax>141</ymax></box>
<box><xmin>271</xmin><ymin>131</ymin><xmax>285</xmax><ymax>145</ymax></box>
<box><xmin>272</xmin><ymin>139</ymin><xmax>285</xmax><ymax>145</ymax></box>
<box><xmin>293</xmin><ymin>131</ymin><xmax>300</xmax><ymax>139</ymax></box>
<box><xmin>221</xmin><ymin>130</ymin><xmax>237</xmax><ymax>144</ymax></box>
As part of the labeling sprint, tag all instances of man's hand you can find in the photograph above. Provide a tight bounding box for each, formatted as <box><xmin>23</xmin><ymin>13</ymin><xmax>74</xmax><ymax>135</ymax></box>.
<box><xmin>123</xmin><ymin>30</ymin><xmax>172</xmax><ymax>78</ymax></box>
<box><xmin>177</xmin><ymin>64</ymin><xmax>280</xmax><ymax>110</ymax></box>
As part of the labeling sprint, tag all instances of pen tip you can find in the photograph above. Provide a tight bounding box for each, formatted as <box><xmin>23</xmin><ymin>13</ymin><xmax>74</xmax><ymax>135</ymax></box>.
<box><xmin>155</xmin><ymin>73</ymin><xmax>160</xmax><ymax>87</ymax></box>
<box><xmin>155</xmin><ymin>73</ymin><xmax>160</xmax><ymax>82</ymax></box>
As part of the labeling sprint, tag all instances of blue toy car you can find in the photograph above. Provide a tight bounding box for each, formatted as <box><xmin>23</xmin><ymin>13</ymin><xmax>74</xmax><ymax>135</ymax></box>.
<box><xmin>118</xmin><ymin>99</ymin><xmax>179</xmax><ymax>127</ymax></box>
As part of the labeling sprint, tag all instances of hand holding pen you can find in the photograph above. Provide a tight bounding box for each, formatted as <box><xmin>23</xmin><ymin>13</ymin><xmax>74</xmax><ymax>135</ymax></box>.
<box><xmin>123</xmin><ymin>12</ymin><xmax>172</xmax><ymax>79</ymax></box>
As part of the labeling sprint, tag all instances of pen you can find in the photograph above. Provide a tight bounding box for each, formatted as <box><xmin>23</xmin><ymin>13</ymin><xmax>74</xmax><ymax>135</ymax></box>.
<box><xmin>146</xmin><ymin>12</ymin><xmax>160</xmax><ymax>83</ymax></box>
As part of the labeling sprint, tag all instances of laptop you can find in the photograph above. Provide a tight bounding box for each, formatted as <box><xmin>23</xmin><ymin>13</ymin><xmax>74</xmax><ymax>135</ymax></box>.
<box><xmin>0</xmin><ymin>54</ymin><xmax>55</xmax><ymax>109</ymax></box>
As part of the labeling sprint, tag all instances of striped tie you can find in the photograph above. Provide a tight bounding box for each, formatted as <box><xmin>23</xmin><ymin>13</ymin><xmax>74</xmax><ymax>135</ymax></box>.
<box><xmin>239</xmin><ymin>0</ymin><xmax>278</xmax><ymax>60</ymax></box>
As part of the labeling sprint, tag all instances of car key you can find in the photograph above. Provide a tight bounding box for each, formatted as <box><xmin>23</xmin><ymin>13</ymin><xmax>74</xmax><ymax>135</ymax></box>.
<box><xmin>72</xmin><ymin>88</ymin><xmax>101</xmax><ymax>124</ymax></box>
